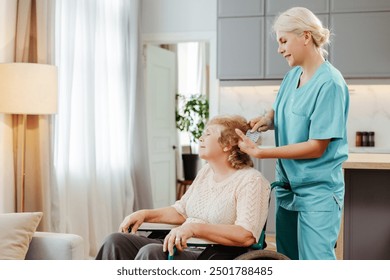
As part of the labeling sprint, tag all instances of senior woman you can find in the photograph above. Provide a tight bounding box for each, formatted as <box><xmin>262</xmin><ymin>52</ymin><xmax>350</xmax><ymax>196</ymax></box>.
<box><xmin>96</xmin><ymin>115</ymin><xmax>270</xmax><ymax>260</ymax></box>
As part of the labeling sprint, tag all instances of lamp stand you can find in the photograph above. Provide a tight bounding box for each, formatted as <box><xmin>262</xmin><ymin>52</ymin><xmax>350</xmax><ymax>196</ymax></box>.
<box><xmin>18</xmin><ymin>114</ymin><xmax>27</xmax><ymax>212</ymax></box>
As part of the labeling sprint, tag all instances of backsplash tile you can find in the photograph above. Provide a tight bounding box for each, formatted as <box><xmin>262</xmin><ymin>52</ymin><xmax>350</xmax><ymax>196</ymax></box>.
<box><xmin>347</xmin><ymin>85</ymin><xmax>390</xmax><ymax>152</ymax></box>
<box><xmin>219</xmin><ymin>84</ymin><xmax>390</xmax><ymax>152</ymax></box>
<box><xmin>219</xmin><ymin>86</ymin><xmax>277</xmax><ymax>146</ymax></box>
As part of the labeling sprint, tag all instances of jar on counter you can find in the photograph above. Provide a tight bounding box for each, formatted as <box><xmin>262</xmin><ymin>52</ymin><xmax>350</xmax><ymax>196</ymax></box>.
<box><xmin>361</xmin><ymin>132</ymin><xmax>369</xmax><ymax>146</ymax></box>
<box><xmin>355</xmin><ymin>132</ymin><xmax>362</xmax><ymax>147</ymax></box>
<box><xmin>368</xmin><ymin>131</ymin><xmax>375</xmax><ymax>147</ymax></box>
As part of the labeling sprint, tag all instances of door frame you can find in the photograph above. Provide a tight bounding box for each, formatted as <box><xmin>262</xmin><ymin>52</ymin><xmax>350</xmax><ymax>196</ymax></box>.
<box><xmin>142</xmin><ymin>32</ymin><xmax>219</xmax><ymax>118</ymax></box>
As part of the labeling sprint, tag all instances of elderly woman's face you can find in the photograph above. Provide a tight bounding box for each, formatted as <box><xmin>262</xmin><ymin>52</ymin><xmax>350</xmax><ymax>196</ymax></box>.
<box><xmin>198</xmin><ymin>124</ymin><xmax>224</xmax><ymax>160</ymax></box>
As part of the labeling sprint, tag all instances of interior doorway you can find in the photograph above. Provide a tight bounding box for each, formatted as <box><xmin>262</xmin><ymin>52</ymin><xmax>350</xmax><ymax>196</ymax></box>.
<box><xmin>143</xmin><ymin>33</ymin><xmax>217</xmax><ymax>189</ymax></box>
<box><xmin>165</xmin><ymin>42</ymin><xmax>209</xmax><ymax>153</ymax></box>
<box><xmin>148</xmin><ymin>42</ymin><xmax>209</xmax><ymax>182</ymax></box>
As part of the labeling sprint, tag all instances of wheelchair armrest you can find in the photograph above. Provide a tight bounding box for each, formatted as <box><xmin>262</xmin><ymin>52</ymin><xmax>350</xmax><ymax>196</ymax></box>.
<box><xmin>138</xmin><ymin>222</ymin><xmax>179</xmax><ymax>231</ymax></box>
<box><xmin>136</xmin><ymin>222</ymin><xmax>178</xmax><ymax>239</ymax></box>
<box><xmin>137</xmin><ymin>223</ymin><xmax>216</xmax><ymax>246</ymax></box>
<box><xmin>187</xmin><ymin>237</ymin><xmax>217</xmax><ymax>246</ymax></box>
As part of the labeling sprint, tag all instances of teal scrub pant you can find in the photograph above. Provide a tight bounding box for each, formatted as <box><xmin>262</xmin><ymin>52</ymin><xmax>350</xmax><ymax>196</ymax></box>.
<box><xmin>275</xmin><ymin>200</ymin><xmax>342</xmax><ymax>260</ymax></box>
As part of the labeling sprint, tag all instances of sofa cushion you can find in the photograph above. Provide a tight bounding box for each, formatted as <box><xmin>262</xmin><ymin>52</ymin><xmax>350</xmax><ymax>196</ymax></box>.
<box><xmin>0</xmin><ymin>212</ymin><xmax>43</xmax><ymax>260</ymax></box>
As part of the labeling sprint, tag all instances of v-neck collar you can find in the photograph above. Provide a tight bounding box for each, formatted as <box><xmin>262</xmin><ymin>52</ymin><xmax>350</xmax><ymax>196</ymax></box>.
<box><xmin>295</xmin><ymin>61</ymin><xmax>328</xmax><ymax>90</ymax></box>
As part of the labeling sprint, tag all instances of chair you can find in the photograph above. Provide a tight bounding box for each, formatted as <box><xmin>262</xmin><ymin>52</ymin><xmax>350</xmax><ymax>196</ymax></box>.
<box><xmin>176</xmin><ymin>179</ymin><xmax>193</xmax><ymax>200</ymax></box>
<box><xmin>137</xmin><ymin>181</ymin><xmax>290</xmax><ymax>260</ymax></box>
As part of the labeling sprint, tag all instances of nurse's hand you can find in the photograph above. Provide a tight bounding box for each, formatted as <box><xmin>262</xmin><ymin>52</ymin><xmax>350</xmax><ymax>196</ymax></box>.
<box><xmin>249</xmin><ymin>115</ymin><xmax>274</xmax><ymax>132</ymax></box>
<box><xmin>235</xmin><ymin>129</ymin><xmax>262</xmax><ymax>158</ymax></box>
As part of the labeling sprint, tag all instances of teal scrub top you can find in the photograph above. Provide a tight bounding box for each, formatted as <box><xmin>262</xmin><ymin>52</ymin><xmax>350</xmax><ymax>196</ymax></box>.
<box><xmin>273</xmin><ymin>61</ymin><xmax>349</xmax><ymax>211</ymax></box>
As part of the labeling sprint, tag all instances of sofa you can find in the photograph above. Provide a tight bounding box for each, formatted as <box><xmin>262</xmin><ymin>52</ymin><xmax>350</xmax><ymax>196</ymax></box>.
<box><xmin>25</xmin><ymin>231</ymin><xmax>85</xmax><ymax>260</ymax></box>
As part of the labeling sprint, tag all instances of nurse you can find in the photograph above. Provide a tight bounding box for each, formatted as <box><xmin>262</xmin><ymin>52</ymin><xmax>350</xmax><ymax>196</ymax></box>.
<box><xmin>235</xmin><ymin>7</ymin><xmax>349</xmax><ymax>260</ymax></box>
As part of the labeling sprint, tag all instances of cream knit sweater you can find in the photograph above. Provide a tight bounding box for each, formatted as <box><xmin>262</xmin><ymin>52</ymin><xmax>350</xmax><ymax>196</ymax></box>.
<box><xmin>172</xmin><ymin>164</ymin><xmax>271</xmax><ymax>242</ymax></box>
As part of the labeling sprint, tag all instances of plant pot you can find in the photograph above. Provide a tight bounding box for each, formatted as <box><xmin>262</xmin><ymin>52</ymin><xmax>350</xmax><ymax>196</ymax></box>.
<box><xmin>182</xmin><ymin>154</ymin><xmax>199</xmax><ymax>181</ymax></box>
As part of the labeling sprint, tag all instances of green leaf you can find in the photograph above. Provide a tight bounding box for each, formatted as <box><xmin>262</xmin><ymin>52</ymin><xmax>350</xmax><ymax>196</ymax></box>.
<box><xmin>175</xmin><ymin>93</ymin><xmax>209</xmax><ymax>145</ymax></box>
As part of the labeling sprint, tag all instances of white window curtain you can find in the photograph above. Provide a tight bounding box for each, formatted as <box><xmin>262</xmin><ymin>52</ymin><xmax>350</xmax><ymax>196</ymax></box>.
<box><xmin>53</xmin><ymin>0</ymin><xmax>151</xmax><ymax>257</ymax></box>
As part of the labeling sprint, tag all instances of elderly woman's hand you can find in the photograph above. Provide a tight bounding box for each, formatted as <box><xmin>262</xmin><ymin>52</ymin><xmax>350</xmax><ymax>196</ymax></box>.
<box><xmin>163</xmin><ymin>224</ymin><xmax>195</xmax><ymax>256</ymax></box>
<box><xmin>118</xmin><ymin>210</ymin><xmax>146</xmax><ymax>234</ymax></box>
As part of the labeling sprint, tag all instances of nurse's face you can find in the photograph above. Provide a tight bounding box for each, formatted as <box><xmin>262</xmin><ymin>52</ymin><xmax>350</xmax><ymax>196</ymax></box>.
<box><xmin>198</xmin><ymin>124</ymin><xmax>224</xmax><ymax>161</ymax></box>
<box><xmin>276</xmin><ymin>31</ymin><xmax>306</xmax><ymax>67</ymax></box>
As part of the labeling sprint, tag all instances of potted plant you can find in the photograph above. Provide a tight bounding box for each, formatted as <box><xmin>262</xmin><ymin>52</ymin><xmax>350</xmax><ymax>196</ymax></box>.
<box><xmin>176</xmin><ymin>93</ymin><xmax>209</xmax><ymax>180</ymax></box>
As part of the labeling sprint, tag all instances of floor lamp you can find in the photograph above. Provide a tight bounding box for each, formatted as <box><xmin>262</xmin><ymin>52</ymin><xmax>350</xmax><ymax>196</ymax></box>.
<box><xmin>0</xmin><ymin>63</ymin><xmax>58</xmax><ymax>212</ymax></box>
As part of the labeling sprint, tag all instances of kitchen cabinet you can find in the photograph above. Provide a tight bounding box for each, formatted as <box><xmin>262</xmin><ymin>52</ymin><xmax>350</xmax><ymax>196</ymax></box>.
<box><xmin>218</xmin><ymin>0</ymin><xmax>390</xmax><ymax>80</ymax></box>
<box><xmin>342</xmin><ymin>154</ymin><xmax>390</xmax><ymax>260</ymax></box>
<box><xmin>264</xmin><ymin>16</ymin><xmax>286</xmax><ymax>79</ymax></box>
<box><xmin>330</xmin><ymin>0</ymin><xmax>390</xmax><ymax>13</ymax></box>
<box><xmin>266</xmin><ymin>0</ymin><xmax>329</xmax><ymax>15</ymax></box>
<box><xmin>217</xmin><ymin>16</ymin><xmax>264</xmax><ymax>80</ymax></box>
<box><xmin>217</xmin><ymin>0</ymin><xmax>265</xmax><ymax>80</ymax></box>
<box><xmin>330</xmin><ymin>12</ymin><xmax>390</xmax><ymax>78</ymax></box>
<box><xmin>218</xmin><ymin>0</ymin><xmax>264</xmax><ymax>17</ymax></box>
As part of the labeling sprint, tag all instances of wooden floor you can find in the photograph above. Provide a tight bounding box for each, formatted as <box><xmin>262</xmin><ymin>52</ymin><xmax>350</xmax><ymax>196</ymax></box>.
<box><xmin>265</xmin><ymin>234</ymin><xmax>277</xmax><ymax>252</ymax></box>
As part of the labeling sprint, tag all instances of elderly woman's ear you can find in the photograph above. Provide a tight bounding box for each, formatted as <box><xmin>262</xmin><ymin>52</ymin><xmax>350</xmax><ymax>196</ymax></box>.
<box><xmin>223</xmin><ymin>146</ymin><xmax>232</xmax><ymax>152</ymax></box>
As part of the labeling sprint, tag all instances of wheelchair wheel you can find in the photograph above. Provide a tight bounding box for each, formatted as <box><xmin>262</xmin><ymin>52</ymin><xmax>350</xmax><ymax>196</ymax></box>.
<box><xmin>234</xmin><ymin>250</ymin><xmax>290</xmax><ymax>260</ymax></box>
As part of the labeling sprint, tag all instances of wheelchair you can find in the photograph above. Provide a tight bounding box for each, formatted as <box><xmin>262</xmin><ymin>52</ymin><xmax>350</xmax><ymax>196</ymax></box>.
<box><xmin>137</xmin><ymin>182</ymin><xmax>290</xmax><ymax>260</ymax></box>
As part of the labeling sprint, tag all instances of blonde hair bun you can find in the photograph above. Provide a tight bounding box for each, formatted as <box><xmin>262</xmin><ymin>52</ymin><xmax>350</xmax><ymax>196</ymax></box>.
<box><xmin>273</xmin><ymin>7</ymin><xmax>331</xmax><ymax>57</ymax></box>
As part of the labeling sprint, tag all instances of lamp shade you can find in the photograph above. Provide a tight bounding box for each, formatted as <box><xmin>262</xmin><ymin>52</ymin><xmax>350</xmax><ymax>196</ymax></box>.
<box><xmin>0</xmin><ymin>63</ymin><xmax>58</xmax><ymax>115</ymax></box>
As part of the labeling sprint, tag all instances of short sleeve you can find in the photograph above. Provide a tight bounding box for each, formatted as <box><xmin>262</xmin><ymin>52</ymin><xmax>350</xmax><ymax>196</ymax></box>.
<box><xmin>309</xmin><ymin>81</ymin><xmax>348</xmax><ymax>140</ymax></box>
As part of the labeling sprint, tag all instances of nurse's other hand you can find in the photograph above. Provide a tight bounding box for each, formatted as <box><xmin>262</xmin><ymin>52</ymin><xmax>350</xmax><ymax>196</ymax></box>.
<box><xmin>235</xmin><ymin>129</ymin><xmax>261</xmax><ymax>158</ymax></box>
<box><xmin>249</xmin><ymin>116</ymin><xmax>273</xmax><ymax>132</ymax></box>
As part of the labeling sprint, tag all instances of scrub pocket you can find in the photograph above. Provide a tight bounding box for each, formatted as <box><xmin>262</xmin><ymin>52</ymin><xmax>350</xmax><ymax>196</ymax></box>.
<box><xmin>332</xmin><ymin>194</ymin><xmax>343</xmax><ymax>210</ymax></box>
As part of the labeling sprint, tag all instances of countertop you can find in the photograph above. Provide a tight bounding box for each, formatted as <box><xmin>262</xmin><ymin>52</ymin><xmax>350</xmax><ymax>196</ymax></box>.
<box><xmin>343</xmin><ymin>153</ymin><xmax>390</xmax><ymax>170</ymax></box>
<box><xmin>349</xmin><ymin>147</ymin><xmax>390</xmax><ymax>154</ymax></box>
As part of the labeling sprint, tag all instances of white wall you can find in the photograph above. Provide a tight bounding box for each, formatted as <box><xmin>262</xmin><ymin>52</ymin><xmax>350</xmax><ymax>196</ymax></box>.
<box><xmin>0</xmin><ymin>0</ymin><xmax>16</xmax><ymax>62</ymax></box>
<box><xmin>141</xmin><ymin>0</ymin><xmax>217</xmax><ymax>34</ymax></box>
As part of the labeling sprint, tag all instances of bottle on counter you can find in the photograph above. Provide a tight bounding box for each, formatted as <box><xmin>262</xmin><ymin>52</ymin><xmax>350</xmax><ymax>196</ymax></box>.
<box><xmin>368</xmin><ymin>131</ymin><xmax>375</xmax><ymax>147</ymax></box>
<box><xmin>361</xmin><ymin>132</ymin><xmax>369</xmax><ymax>147</ymax></box>
<box><xmin>355</xmin><ymin>131</ymin><xmax>362</xmax><ymax>147</ymax></box>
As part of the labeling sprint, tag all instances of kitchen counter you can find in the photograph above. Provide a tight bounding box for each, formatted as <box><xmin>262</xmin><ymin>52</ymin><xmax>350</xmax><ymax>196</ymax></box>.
<box><xmin>343</xmin><ymin>153</ymin><xmax>390</xmax><ymax>170</ymax></box>
<box><xmin>342</xmin><ymin>153</ymin><xmax>390</xmax><ymax>260</ymax></box>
